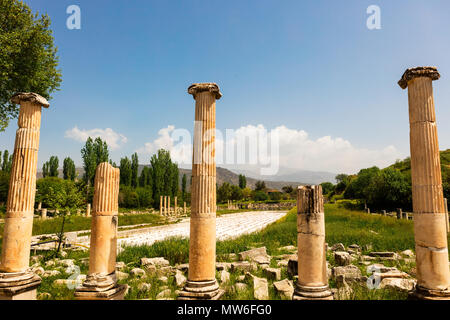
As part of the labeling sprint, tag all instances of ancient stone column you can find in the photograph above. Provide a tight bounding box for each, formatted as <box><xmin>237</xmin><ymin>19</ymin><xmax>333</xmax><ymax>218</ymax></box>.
<box><xmin>37</xmin><ymin>202</ymin><xmax>42</xmax><ymax>211</ymax></box>
<box><xmin>179</xmin><ymin>83</ymin><xmax>223</xmax><ymax>300</ymax></box>
<box><xmin>168</xmin><ymin>196</ymin><xmax>171</xmax><ymax>216</ymax></box>
<box><xmin>382</xmin><ymin>210</ymin><xmax>387</xmax><ymax>217</ymax></box>
<box><xmin>293</xmin><ymin>185</ymin><xmax>333</xmax><ymax>300</ymax></box>
<box><xmin>75</xmin><ymin>163</ymin><xmax>126</xmax><ymax>300</ymax></box>
<box><xmin>0</xmin><ymin>93</ymin><xmax>48</xmax><ymax>300</ymax></box>
<box><xmin>397</xmin><ymin>208</ymin><xmax>402</xmax><ymax>220</ymax></box>
<box><xmin>184</xmin><ymin>202</ymin><xmax>187</xmax><ymax>215</ymax></box>
<box><xmin>86</xmin><ymin>203</ymin><xmax>91</xmax><ymax>217</ymax></box>
<box><xmin>160</xmin><ymin>196</ymin><xmax>163</xmax><ymax>215</ymax></box>
<box><xmin>163</xmin><ymin>196</ymin><xmax>167</xmax><ymax>216</ymax></box>
<box><xmin>399</xmin><ymin>66</ymin><xmax>450</xmax><ymax>300</ymax></box>
<box><xmin>174</xmin><ymin>196</ymin><xmax>178</xmax><ymax>216</ymax></box>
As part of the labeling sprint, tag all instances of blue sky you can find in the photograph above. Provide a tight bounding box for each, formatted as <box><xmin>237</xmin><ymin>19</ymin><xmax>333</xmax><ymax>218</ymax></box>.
<box><xmin>1</xmin><ymin>0</ymin><xmax>450</xmax><ymax>175</ymax></box>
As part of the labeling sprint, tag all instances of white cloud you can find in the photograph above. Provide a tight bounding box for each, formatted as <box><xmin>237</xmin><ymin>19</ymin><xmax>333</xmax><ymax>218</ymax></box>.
<box><xmin>136</xmin><ymin>124</ymin><xmax>404</xmax><ymax>174</ymax></box>
<box><xmin>65</xmin><ymin>126</ymin><xmax>128</xmax><ymax>150</ymax></box>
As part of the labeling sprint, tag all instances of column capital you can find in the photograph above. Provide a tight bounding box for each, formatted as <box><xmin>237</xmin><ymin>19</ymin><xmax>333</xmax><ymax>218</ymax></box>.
<box><xmin>188</xmin><ymin>83</ymin><xmax>222</xmax><ymax>100</ymax></box>
<box><xmin>10</xmin><ymin>92</ymin><xmax>49</xmax><ymax>108</ymax></box>
<box><xmin>398</xmin><ymin>67</ymin><xmax>440</xmax><ymax>89</ymax></box>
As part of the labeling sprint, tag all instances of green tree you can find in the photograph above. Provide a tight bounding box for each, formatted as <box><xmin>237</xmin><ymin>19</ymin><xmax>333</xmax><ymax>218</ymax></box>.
<box><xmin>0</xmin><ymin>0</ymin><xmax>62</xmax><ymax>131</ymax></box>
<box><xmin>63</xmin><ymin>157</ymin><xmax>76</xmax><ymax>181</ymax></box>
<box><xmin>150</xmin><ymin>149</ymin><xmax>179</xmax><ymax>208</ymax></box>
<box><xmin>252</xmin><ymin>190</ymin><xmax>269</xmax><ymax>201</ymax></box>
<box><xmin>282</xmin><ymin>185</ymin><xmax>294</xmax><ymax>194</ymax></box>
<box><xmin>345</xmin><ymin>167</ymin><xmax>380</xmax><ymax>200</ymax></box>
<box><xmin>42</xmin><ymin>162</ymin><xmax>49</xmax><ymax>178</ymax></box>
<box><xmin>238</xmin><ymin>174</ymin><xmax>247</xmax><ymax>189</ymax></box>
<box><xmin>367</xmin><ymin>168</ymin><xmax>411</xmax><ymax>210</ymax></box>
<box><xmin>36</xmin><ymin>177</ymin><xmax>84</xmax><ymax>210</ymax></box>
<box><xmin>48</xmin><ymin>156</ymin><xmax>59</xmax><ymax>177</ymax></box>
<box><xmin>131</xmin><ymin>152</ymin><xmax>139</xmax><ymax>188</ymax></box>
<box><xmin>120</xmin><ymin>157</ymin><xmax>132</xmax><ymax>187</ymax></box>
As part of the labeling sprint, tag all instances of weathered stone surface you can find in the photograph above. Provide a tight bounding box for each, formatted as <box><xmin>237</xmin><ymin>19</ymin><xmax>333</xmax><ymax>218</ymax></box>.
<box><xmin>331</xmin><ymin>243</ymin><xmax>345</xmax><ymax>252</ymax></box>
<box><xmin>332</xmin><ymin>265</ymin><xmax>363</xmax><ymax>282</ymax></box>
<box><xmin>379</xmin><ymin>278</ymin><xmax>416</xmax><ymax>292</ymax></box>
<box><xmin>238</xmin><ymin>247</ymin><xmax>270</xmax><ymax>265</ymax></box>
<box><xmin>141</xmin><ymin>257</ymin><xmax>170</xmax><ymax>267</ymax></box>
<box><xmin>130</xmin><ymin>268</ymin><xmax>146</xmax><ymax>278</ymax></box>
<box><xmin>158</xmin><ymin>276</ymin><xmax>168</xmax><ymax>284</ymax></box>
<box><xmin>334</xmin><ymin>251</ymin><xmax>352</xmax><ymax>266</ymax></box>
<box><xmin>273</xmin><ymin>279</ymin><xmax>294</xmax><ymax>300</ymax></box>
<box><xmin>334</xmin><ymin>275</ymin><xmax>353</xmax><ymax>300</ymax></box>
<box><xmin>32</xmin><ymin>267</ymin><xmax>45</xmax><ymax>276</ymax></box>
<box><xmin>42</xmin><ymin>270</ymin><xmax>61</xmax><ymax>278</ymax></box>
<box><xmin>231</xmin><ymin>261</ymin><xmax>256</xmax><ymax>273</ymax></box>
<box><xmin>277</xmin><ymin>260</ymin><xmax>289</xmax><ymax>267</ymax></box>
<box><xmin>253</xmin><ymin>277</ymin><xmax>269</xmax><ymax>300</ymax></box>
<box><xmin>219</xmin><ymin>270</ymin><xmax>230</xmax><ymax>283</ymax></box>
<box><xmin>263</xmin><ymin>268</ymin><xmax>281</xmax><ymax>281</ymax></box>
<box><xmin>176</xmin><ymin>263</ymin><xmax>189</xmax><ymax>272</ymax></box>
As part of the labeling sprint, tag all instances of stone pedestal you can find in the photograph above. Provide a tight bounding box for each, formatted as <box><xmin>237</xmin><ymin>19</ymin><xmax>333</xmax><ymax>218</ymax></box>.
<box><xmin>0</xmin><ymin>93</ymin><xmax>48</xmax><ymax>300</ymax></box>
<box><xmin>178</xmin><ymin>83</ymin><xmax>224</xmax><ymax>300</ymax></box>
<box><xmin>74</xmin><ymin>163</ymin><xmax>126</xmax><ymax>300</ymax></box>
<box><xmin>41</xmin><ymin>208</ymin><xmax>47</xmax><ymax>220</ymax></box>
<box><xmin>399</xmin><ymin>67</ymin><xmax>450</xmax><ymax>300</ymax></box>
<box><xmin>293</xmin><ymin>185</ymin><xmax>333</xmax><ymax>300</ymax></box>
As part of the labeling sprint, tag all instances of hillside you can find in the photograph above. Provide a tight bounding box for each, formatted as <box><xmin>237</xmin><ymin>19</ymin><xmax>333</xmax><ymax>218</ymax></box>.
<box><xmin>389</xmin><ymin>149</ymin><xmax>450</xmax><ymax>174</ymax></box>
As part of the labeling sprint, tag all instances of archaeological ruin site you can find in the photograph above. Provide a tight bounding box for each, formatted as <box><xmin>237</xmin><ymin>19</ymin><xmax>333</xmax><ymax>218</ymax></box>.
<box><xmin>0</xmin><ymin>68</ymin><xmax>448</xmax><ymax>302</ymax></box>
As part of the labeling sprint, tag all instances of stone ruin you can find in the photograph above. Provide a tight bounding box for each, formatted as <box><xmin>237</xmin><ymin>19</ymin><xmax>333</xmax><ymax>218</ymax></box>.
<box><xmin>0</xmin><ymin>71</ymin><xmax>449</xmax><ymax>300</ymax></box>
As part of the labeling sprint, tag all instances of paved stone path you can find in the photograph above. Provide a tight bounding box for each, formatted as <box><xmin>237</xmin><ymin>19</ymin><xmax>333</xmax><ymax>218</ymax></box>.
<box><xmin>118</xmin><ymin>211</ymin><xmax>288</xmax><ymax>249</ymax></box>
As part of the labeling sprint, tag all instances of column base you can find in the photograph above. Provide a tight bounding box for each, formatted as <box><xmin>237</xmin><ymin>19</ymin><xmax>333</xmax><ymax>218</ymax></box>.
<box><xmin>74</xmin><ymin>273</ymin><xmax>127</xmax><ymax>300</ymax></box>
<box><xmin>178</xmin><ymin>279</ymin><xmax>224</xmax><ymax>300</ymax></box>
<box><xmin>293</xmin><ymin>284</ymin><xmax>334</xmax><ymax>300</ymax></box>
<box><xmin>0</xmin><ymin>271</ymin><xmax>41</xmax><ymax>300</ymax></box>
<box><xmin>408</xmin><ymin>285</ymin><xmax>450</xmax><ymax>301</ymax></box>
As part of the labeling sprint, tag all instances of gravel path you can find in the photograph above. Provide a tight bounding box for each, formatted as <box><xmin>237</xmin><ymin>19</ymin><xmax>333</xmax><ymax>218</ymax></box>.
<box><xmin>118</xmin><ymin>211</ymin><xmax>288</xmax><ymax>248</ymax></box>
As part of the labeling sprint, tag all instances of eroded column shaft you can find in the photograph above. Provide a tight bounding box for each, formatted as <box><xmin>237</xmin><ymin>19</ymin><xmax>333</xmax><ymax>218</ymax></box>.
<box><xmin>88</xmin><ymin>163</ymin><xmax>120</xmax><ymax>276</ymax></box>
<box><xmin>400</xmin><ymin>67</ymin><xmax>450</xmax><ymax>295</ymax></box>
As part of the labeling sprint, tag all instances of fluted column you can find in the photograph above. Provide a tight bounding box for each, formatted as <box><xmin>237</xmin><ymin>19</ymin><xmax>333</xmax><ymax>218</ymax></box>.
<box><xmin>0</xmin><ymin>93</ymin><xmax>48</xmax><ymax>300</ymax></box>
<box><xmin>293</xmin><ymin>185</ymin><xmax>333</xmax><ymax>300</ymax></box>
<box><xmin>399</xmin><ymin>67</ymin><xmax>450</xmax><ymax>300</ymax></box>
<box><xmin>75</xmin><ymin>163</ymin><xmax>126</xmax><ymax>300</ymax></box>
<box><xmin>178</xmin><ymin>83</ymin><xmax>223</xmax><ymax>300</ymax></box>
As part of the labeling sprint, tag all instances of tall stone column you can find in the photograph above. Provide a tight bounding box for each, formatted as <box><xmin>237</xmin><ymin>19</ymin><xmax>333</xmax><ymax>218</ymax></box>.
<box><xmin>0</xmin><ymin>93</ymin><xmax>48</xmax><ymax>300</ymax></box>
<box><xmin>178</xmin><ymin>83</ymin><xmax>223</xmax><ymax>300</ymax></box>
<box><xmin>160</xmin><ymin>196</ymin><xmax>163</xmax><ymax>215</ymax></box>
<box><xmin>184</xmin><ymin>202</ymin><xmax>187</xmax><ymax>215</ymax></box>
<box><xmin>399</xmin><ymin>66</ymin><xmax>450</xmax><ymax>300</ymax></box>
<box><xmin>293</xmin><ymin>185</ymin><xmax>333</xmax><ymax>300</ymax></box>
<box><xmin>444</xmin><ymin>198</ymin><xmax>449</xmax><ymax>233</ymax></box>
<box><xmin>164</xmin><ymin>196</ymin><xmax>167</xmax><ymax>216</ymax></box>
<box><xmin>75</xmin><ymin>163</ymin><xmax>126</xmax><ymax>300</ymax></box>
